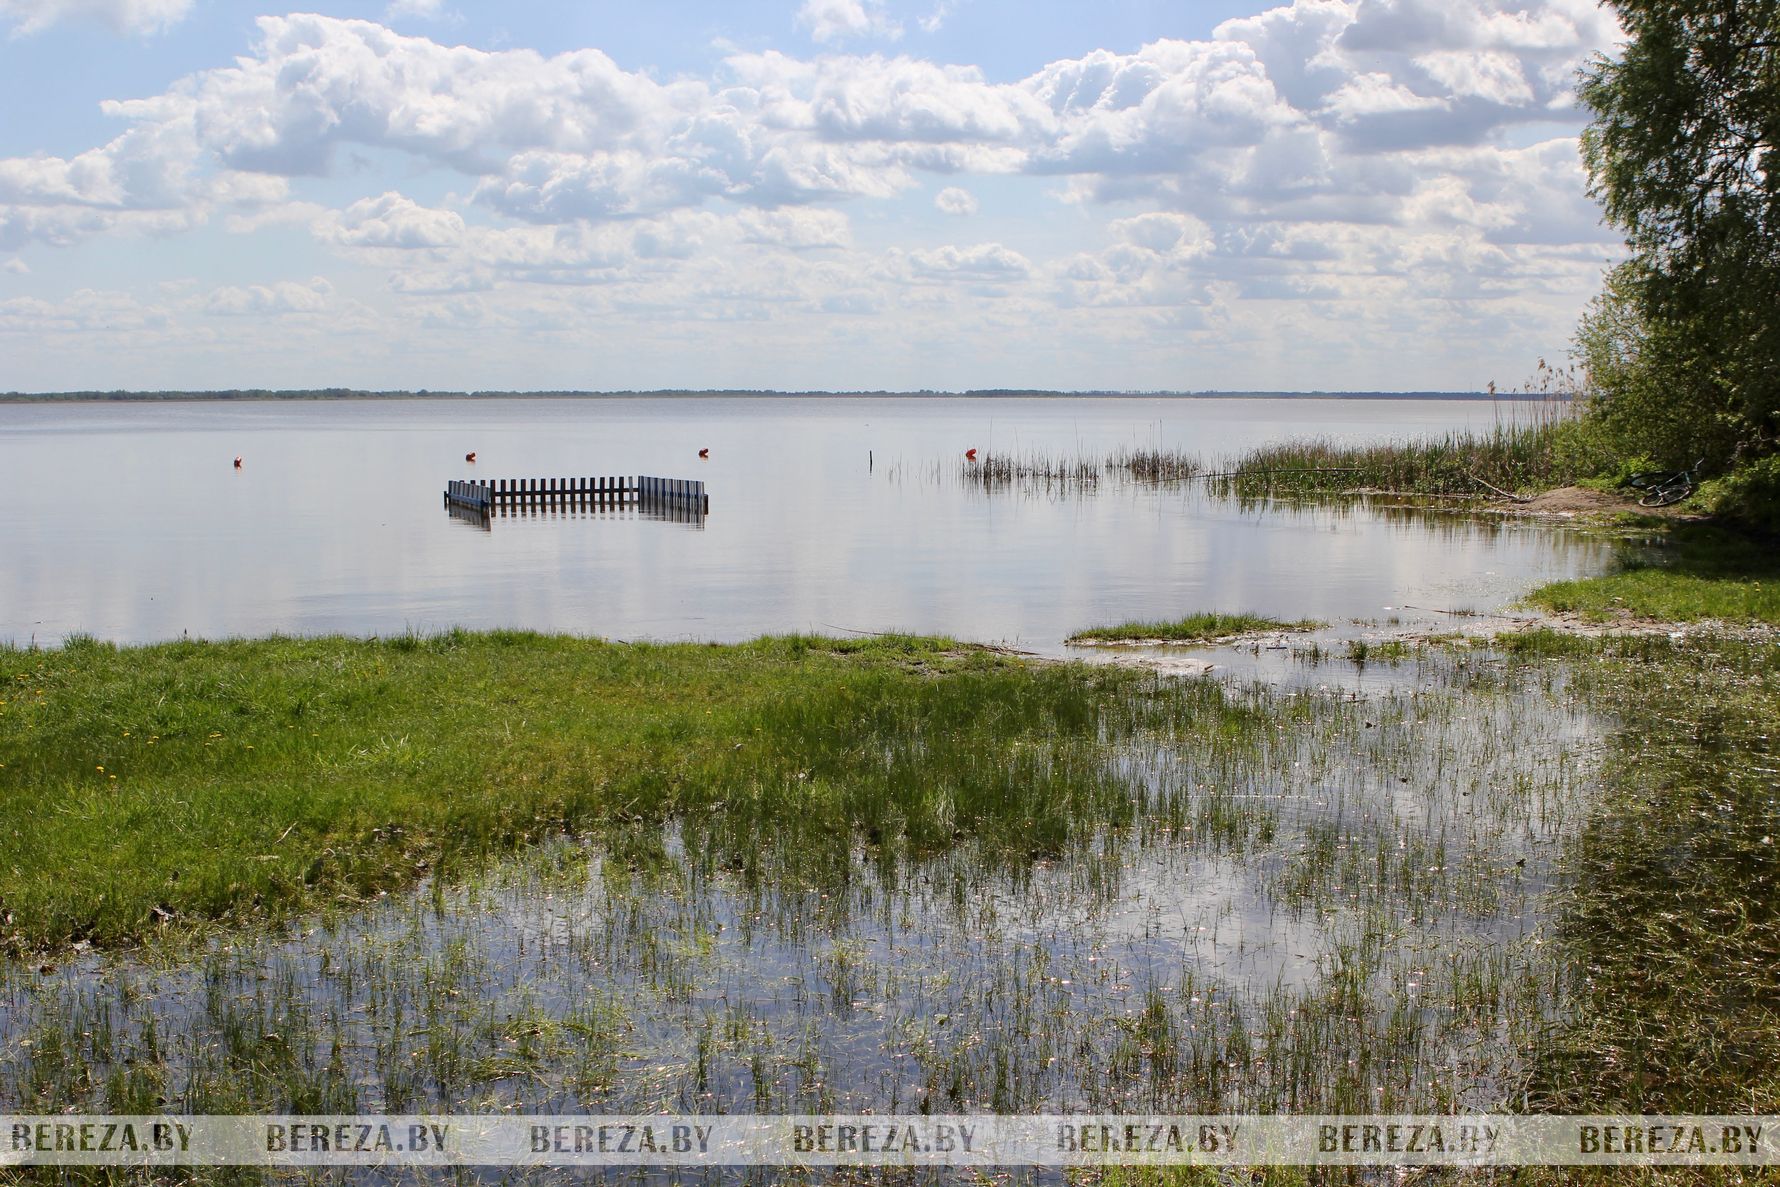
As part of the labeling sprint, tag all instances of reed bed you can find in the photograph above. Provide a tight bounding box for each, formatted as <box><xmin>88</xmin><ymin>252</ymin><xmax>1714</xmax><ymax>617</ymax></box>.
<box><xmin>947</xmin><ymin>420</ymin><xmax>1593</xmax><ymax>505</ymax></box>
<box><xmin>1203</xmin><ymin>422</ymin><xmax>1593</xmax><ymax>501</ymax></box>
<box><xmin>965</xmin><ymin>448</ymin><xmax>1104</xmax><ymax>488</ymax></box>
<box><xmin>1110</xmin><ymin>446</ymin><xmax>1202</xmax><ymax>484</ymax></box>
<box><xmin>959</xmin><ymin>448</ymin><xmax>1201</xmax><ymax>490</ymax></box>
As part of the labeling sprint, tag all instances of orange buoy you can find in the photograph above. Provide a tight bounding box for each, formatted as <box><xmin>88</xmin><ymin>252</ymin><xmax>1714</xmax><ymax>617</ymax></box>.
<box><xmin>698</xmin><ymin>448</ymin><xmax>709</xmax><ymax>459</ymax></box>
<box><xmin>965</xmin><ymin>448</ymin><xmax>978</xmax><ymax>461</ymax></box>
<box><xmin>465</xmin><ymin>451</ymin><xmax>477</xmax><ymax>463</ymax></box>
<box><xmin>233</xmin><ymin>455</ymin><xmax>243</xmax><ymax>469</ymax></box>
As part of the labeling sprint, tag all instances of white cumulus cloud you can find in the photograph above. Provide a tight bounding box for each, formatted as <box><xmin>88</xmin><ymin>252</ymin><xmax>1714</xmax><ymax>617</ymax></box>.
<box><xmin>796</xmin><ymin>0</ymin><xmax>901</xmax><ymax>44</ymax></box>
<box><xmin>736</xmin><ymin>208</ymin><xmax>851</xmax><ymax>249</ymax></box>
<box><xmin>934</xmin><ymin>186</ymin><xmax>977</xmax><ymax>215</ymax></box>
<box><xmin>0</xmin><ymin>0</ymin><xmax>189</xmax><ymax>35</ymax></box>
<box><xmin>901</xmin><ymin>242</ymin><xmax>1030</xmax><ymax>282</ymax></box>
<box><xmin>321</xmin><ymin>192</ymin><xmax>466</xmax><ymax>249</ymax></box>
<box><xmin>205</xmin><ymin>278</ymin><xmax>333</xmax><ymax>316</ymax></box>
<box><xmin>0</xmin><ymin>2</ymin><xmax>1630</xmax><ymax>388</ymax></box>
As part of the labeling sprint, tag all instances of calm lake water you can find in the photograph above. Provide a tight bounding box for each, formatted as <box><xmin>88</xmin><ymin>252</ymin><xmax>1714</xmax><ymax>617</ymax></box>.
<box><xmin>2</xmin><ymin>397</ymin><xmax>1615</xmax><ymax>1157</ymax></box>
<box><xmin>0</xmin><ymin>395</ymin><xmax>1610</xmax><ymax>647</ymax></box>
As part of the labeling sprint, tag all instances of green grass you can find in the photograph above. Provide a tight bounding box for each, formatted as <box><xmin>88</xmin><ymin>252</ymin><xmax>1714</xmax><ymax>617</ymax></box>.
<box><xmin>1527</xmin><ymin>522</ymin><xmax>1780</xmax><ymax>623</ymax></box>
<box><xmin>1067</xmin><ymin>613</ymin><xmax>1321</xmax><ymax>644</ymax></box>
<box><xmin>0</xmin><ymin>629</ymin><xmax>1257</xmax><ymax>951</ymax></box>
<box><xmin>1342</xmin><ymin>638</ymin><xmax>1411</xmax><ymax>664</ymax></box>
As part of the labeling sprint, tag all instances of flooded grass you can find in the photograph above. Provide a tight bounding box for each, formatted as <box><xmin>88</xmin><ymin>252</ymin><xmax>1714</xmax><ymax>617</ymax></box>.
<box><xmin>1067</xmin><ymin>616</ymin><xmax>1322</xmax><ymax>645</ymax></box>
<box><xmin>6</xmin><ymin>621</ymin><xmax>1778</xmax><ymax>1184</ymax></box>
<box><xmin>1109</xmin><ymin>448</ymin><xmax>1201</xmax><ymax>485</ymax></box>
<box><xmin>1504</xmin><ymin>631</ymin><xmax>1780</xmax><ymax>1114</ymax></box>
<box><xmin>966</xmin><ymin>450</ymin><xmax>1105</xmax><ymax>489</ymax></box>
<box><xmin>2</xmin><ymin>638</ymin><xmax>1599</xmax><ymax>1172</ymax></box>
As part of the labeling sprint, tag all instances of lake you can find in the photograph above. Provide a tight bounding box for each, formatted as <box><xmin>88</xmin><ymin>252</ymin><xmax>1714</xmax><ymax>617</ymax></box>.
<box><xmin>0</xmin><ymin>394</ymin><xmax>1620</xmax><ymax>1164</ymax></box>
<box><xmin>0</xmin><ymin>395</ymin><xmax>1610</xmax><ymax>647</ymax></box>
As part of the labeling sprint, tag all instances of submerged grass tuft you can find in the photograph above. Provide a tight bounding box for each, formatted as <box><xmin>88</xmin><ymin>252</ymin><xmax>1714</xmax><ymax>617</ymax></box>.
<box><xmin>1068</xmin><ymin>613</ymin><xmax>1322</xmax><ymax>644</ymax></box>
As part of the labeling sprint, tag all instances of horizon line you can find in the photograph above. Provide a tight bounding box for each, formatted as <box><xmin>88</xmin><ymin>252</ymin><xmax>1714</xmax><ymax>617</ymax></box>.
<box><xmin>3</xmin><ymin>387</ymin><xmax>1552</xmax><ymax>402</ymax></box>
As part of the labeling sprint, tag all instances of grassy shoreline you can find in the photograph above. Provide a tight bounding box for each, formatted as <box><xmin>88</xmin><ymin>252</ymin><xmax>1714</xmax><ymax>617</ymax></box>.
<box><xmin>0</xmin><ymin>620</ymin><xmax>1590</xmax><ymax>1132</ymax></box>
<box><xmin>1526</xmin><ymin>522</ymin><xmax>1780</xmax><ymax>625</ymax></box>
<box><xmin>5</xmin><ymin>557</ymin><xmax>1768</xmax><ymax>958</ymax></box>
<box><xmin>0</xmin><ymin>630</ymin><xmax>1243</xmax><ymax>952</ymax></box>
<box><xmin>2</xmin><ymin>630</ymin><xmax>954</xmax><ymax>949</ymax></box>
<box><xmin>1205</xmin><ymin>422</ymin><xmax>1780</xmax><ymax>630</ymax></box>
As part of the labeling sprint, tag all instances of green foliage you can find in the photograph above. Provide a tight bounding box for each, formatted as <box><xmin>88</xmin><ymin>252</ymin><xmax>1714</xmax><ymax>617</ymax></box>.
<box><xmin>1572</xmin><ymin>261</ymin><xmax>1755</xmax><ymax>468</ymax></box>
<box><xmin>1576</xmin><ymin>0</ymin><xmax>1780</xmax><ymax>467</ymax></box>
<box><xmin>1694</xmin><ymin>453</ymin><xmax>1780</xmax><ymax>530</ymax></box>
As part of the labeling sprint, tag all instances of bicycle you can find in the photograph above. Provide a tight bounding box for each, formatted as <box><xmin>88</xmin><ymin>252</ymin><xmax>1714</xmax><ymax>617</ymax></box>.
<box><xmin>1624</xmin><ymin>458</ymin><xmax>1705</xmax><ymax>507</ymax></box>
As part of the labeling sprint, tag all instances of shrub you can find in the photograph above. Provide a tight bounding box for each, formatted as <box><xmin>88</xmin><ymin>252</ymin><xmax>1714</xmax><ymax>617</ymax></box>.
<box><xmin>1695</xmin><ymin>455</ymin><xmax>1780</xmax><ymax>533</ymax></box>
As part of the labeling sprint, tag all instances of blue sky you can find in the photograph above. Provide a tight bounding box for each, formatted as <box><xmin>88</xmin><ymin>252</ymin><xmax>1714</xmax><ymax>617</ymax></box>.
<box><xmin>0</xmin><ymin>0</ymin><xmax>1625</xmax><ymax>391</ymax></box>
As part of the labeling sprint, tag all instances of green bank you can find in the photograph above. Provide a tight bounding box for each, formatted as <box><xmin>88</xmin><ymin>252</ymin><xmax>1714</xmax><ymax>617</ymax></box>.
<box><xmin>1526</xmin><ymin>522</ymin><xmax>1780</xmax><ymax>625</ymax></box>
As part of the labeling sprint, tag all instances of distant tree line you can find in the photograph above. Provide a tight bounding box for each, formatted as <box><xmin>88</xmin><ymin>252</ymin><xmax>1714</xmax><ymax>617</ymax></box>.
<box><xmin>2</xmin><ymin>388</ymin><xmax>1496</xmax><ymax>402</ymax></box>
